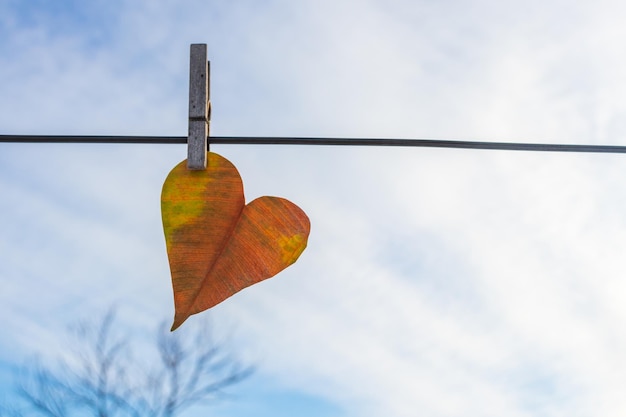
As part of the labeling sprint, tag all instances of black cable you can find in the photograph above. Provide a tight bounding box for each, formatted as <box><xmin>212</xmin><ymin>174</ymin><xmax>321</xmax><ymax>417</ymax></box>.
<box><xmin>0</xmin><ymin>135</ymin><xmax>186</xmax><ymax>144</ymax></box>
<box><xmin>2</xmin><ymin>134</ymin><xmax>626</xmax><ymax>154</ymax></box>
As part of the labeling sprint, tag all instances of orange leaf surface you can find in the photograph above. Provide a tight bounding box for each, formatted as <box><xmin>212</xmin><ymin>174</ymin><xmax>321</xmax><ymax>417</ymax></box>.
<box><xmin>161</xmin><ymin>152</ymin><xmax>310</xmax><ymax>330</ymax></box>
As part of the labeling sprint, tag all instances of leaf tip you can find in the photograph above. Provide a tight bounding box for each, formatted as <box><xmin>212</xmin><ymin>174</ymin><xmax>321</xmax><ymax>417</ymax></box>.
<box><xmin>170</xmin><ymin>314</ymin><xmax>188</xmax><ymax>332</ymax></box>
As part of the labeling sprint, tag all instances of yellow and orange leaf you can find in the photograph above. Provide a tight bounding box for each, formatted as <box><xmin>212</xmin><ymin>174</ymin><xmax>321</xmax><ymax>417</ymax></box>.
<box><xmin>161</xmin><ymin>152</ymin><xmax>310</xmax><ymax>330</ymax></box>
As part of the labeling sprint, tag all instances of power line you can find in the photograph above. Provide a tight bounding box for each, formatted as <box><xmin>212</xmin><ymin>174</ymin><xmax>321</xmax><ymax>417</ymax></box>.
<box><xmin>2</xmin><ymin>134</ymin><xmax>626</xmax><ymax>154</ymax></box>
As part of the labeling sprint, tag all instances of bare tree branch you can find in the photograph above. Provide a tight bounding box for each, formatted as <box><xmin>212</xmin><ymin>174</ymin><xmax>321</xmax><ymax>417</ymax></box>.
<box><xmin>10</xmin><ymin>309</ymin><xmax>252</xmax><ymax>417</ymax></box>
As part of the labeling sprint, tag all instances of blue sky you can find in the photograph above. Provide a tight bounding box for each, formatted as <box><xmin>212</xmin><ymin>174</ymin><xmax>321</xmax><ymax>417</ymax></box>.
<box><xmin>3</xmin><ymin>0</ymin><xmax>626</xmax><ymax>416</ymax></box>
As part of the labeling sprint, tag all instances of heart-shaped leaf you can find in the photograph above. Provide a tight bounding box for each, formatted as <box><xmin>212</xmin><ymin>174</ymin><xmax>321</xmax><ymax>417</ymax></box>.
<box><xmin>162</xmin><ymin>152</ymin><xmax>310</xmax><ymax>330</ymax></box>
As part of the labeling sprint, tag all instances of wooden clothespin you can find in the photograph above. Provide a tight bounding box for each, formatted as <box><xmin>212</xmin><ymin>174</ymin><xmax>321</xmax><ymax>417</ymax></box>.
<box><xmin>187</xmin><ymin>44</ymin><xmax>210</xmax><ymax>170</ymax></box>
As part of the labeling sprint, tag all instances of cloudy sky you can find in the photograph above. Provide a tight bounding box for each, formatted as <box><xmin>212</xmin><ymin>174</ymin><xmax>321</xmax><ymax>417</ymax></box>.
<box><xmin>3</xmin><ymin>0</ymin><xmax>626</xmax><ymax>416</ymax></box>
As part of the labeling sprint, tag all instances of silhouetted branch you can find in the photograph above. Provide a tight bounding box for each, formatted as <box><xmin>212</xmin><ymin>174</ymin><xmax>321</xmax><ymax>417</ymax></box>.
<box><xmin>10</xmin><ymin>309</ymin><xmax>252</xmax><ymax>417</ymax></box>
